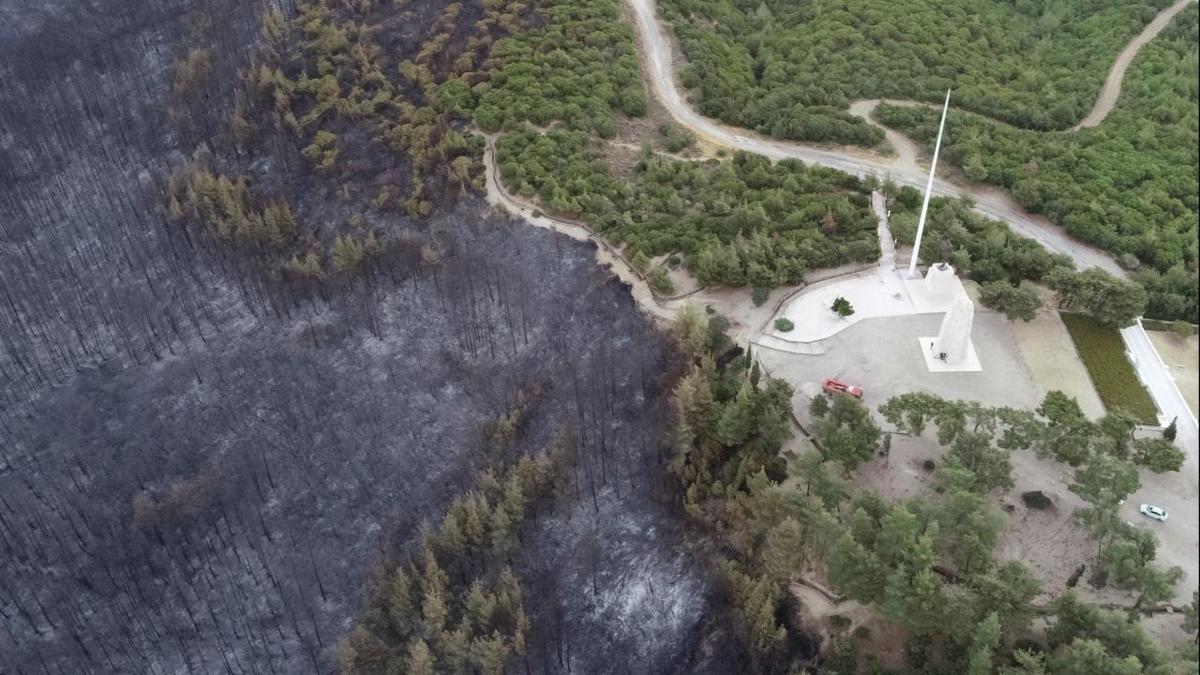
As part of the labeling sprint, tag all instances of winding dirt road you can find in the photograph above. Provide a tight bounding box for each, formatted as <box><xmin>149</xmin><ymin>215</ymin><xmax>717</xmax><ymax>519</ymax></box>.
<box><xmin>627</xmin><ymin>0</ymin><xmax>1197</xmax><ymax>278</ymax></box>
<box><xmin>1074</xmin><ymin>0</ymin><xmax>1196</xmax><ymax>129</ymax></box>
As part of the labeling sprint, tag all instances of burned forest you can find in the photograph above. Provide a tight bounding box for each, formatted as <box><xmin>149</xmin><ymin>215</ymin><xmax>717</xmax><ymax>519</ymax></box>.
<box><xmin>0</xmin><ymin>0</ymin><xmax>743</xmax><ymax>673</ymax></box>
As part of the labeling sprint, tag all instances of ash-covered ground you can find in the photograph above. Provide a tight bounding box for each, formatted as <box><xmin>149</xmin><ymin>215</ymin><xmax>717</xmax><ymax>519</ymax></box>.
<box><xmin>0</xmin><ymin>0</ymin><xmax>741</xmax><ymax>672</ymax></box>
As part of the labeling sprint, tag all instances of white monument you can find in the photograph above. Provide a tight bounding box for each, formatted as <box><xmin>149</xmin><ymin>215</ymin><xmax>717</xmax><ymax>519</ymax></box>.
<box><xmin>923</xmin><ymin>261</ymin><xmax>958</xmax><ymax>302</ymax></box>
<box><xmin>919</xmin><ymin>294</ymin><xmax>981</xmax><ymax>372</ymax></box>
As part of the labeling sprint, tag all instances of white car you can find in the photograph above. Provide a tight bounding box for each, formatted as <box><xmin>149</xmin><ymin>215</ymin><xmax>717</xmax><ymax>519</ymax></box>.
<box><xmin>1139</xmin><ymin>504</ymin><xmax>1168</xmax><ymax>522</ymax></box>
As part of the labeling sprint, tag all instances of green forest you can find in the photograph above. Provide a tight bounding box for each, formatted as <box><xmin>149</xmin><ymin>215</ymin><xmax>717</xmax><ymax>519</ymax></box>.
<box><xmin>666</xmin><ymin>310</ymin><xmax>1195</xmax><ymax>673</ymax></box>
<box><xmin>659</xmin><ymin>0</ymin><xmax>1174</xmax><ymax>141</ymax></box>
<box><xmin>470</xmin><ymin>0</ymin><xmax>881</xmax><ymax>287</ymax></box>
<box><xmin>877</xmin><ymin>5</ymin><xmax>1199</xmax><ymax>322</ymax></box>
<box><xmin>496</xmin><ymin>131</ymin><xmax>879</xmax><ymax>286</ymax></box>
<box><xmin>472</xmin><ymin>0</ymin><xmax>646</xmax><ymax>137</ymax></box>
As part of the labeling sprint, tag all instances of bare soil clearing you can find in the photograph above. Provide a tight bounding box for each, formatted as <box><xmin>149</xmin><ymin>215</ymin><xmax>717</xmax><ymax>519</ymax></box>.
<box><xmin>1147</xmin><ymin>330</ymin><xmax>1200</xmax><ymax>417</ymax></box>
<box><xmin>1008</xmin><ymin>299</ymin><xmax>1107</xmax><ymax>419</ymax></box>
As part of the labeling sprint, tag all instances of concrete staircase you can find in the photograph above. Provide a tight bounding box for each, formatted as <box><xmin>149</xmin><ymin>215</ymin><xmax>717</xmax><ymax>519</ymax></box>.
<box><xmin>752</xmin><ymin>334</ymin><xmax>828</xmax><ymax>355</ymax></box>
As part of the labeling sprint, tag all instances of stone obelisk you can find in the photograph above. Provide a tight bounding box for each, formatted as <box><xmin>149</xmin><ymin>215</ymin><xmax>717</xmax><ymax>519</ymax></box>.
<box><xmin>931</xmin><ymin>295</ymin><xmax>975</xmax><ymax>365</ymax></box>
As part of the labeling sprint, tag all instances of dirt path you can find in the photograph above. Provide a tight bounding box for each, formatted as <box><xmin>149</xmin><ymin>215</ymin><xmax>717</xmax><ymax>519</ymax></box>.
<box><xmin>482</xmin><ymin>137</ymin><xmax>776</xmax><ymax>333</ymax></box>
<box><xmin>626</xmin><ymin>0</ymin><xmax>1197</xmax><ymax>278</ymax></box>
<box><xmin>481</xmin><ymin>138</ymin><xmax>676</xmax><ymax>323</ymax></box>
<box><xmin>1073</xmin><ymin>0</ymin><xmax>1195</xmax><ymax>129</ymax></box>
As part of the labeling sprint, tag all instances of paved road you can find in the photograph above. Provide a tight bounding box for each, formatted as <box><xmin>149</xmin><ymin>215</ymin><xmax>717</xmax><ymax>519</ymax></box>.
<box><xmin>626</xmin><ymin>0</ymin><xmax>1200</xmax><ymax>278</ymax></box>
<box><xmin>1121</xmin><ymin>322</ymin><xmax>1200</xmax><ymax>596</ymax></box>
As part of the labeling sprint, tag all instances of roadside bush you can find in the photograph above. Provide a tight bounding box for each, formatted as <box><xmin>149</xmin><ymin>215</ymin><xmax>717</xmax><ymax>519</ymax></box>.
<box><xmin>774</xmin><ymin>318</ymin><xmax>794</xmax><ymax>332</ymax></box>
<box><xmin>648</xmin><ymin>268</ymin><xmax>675</xmax><ymax>295</ymax></box>
<box><xmin>1066</xmin><ymin>564</ymin><xmax>1086</xmax><ymax>588</ymax></box>
<box><xmin>496</xmin><ymin>130</ymin><xmax>876</xmax><ymax>288</ymax></box>
<box><xmin>831</xmin><ymin>297</ymin><xmax>854</xmax><ymax>318</ymax></box>
<box><xmin>1132</xmin><ymin>437</ymin><xmax>1184</xmax><ymax>473</ymax></box>
<box><xmin>979</xmin><ymin>281</ymin><xmax>1041</xmax><ymax>322</ymax></box>
<box><xmin>1049</xmin><ymin>268</ymin><xmax>1147</xmax><ymax>328</ymax></box>
<box><xmin>751</xmin><ymin>286</ymin><xmax>770</xmax><ymax>307</ymax></box>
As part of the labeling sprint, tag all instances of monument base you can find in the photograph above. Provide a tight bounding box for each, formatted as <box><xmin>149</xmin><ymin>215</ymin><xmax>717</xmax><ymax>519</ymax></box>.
<box><xmin>918</xmin><ymin>337</ymin><xmax>982</xmax><ymax>373</ymax></box>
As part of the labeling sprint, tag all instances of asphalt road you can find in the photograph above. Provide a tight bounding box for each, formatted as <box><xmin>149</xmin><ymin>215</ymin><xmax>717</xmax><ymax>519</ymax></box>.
<box><xmin>1122</xmin><ymin>322</ymin><xmax>1200</xmax><ymax>596</ymax></box>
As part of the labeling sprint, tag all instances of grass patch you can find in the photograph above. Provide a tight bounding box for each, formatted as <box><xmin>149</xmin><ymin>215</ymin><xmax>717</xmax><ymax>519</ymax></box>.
<box><xmin>1142</xmin><ymin>318</ymin><xmax>1198</xmax><ymax>336</ymax></box>
<box><xmin>1060</xmin><ymin>313</ymin><xmax>1158</xmax><ymax>424</ymax></box>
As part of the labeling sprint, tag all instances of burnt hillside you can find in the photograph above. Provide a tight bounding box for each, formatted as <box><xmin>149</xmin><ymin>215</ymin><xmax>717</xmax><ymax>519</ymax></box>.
<box><xmin>0</xmin><ymin>0</ymin><xmax>738</xmax><ymax>672</ymax></box>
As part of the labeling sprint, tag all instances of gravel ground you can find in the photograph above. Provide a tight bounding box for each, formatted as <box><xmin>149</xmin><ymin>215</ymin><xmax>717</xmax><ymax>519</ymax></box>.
<box><xmin>1008</xmin><ymin>304</ymin><xmax>1107</xmax><ymax>419</ymax></box>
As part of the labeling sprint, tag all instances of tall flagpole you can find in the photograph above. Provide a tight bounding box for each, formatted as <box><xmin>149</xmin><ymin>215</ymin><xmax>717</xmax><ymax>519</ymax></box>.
<box><xmin>907</xmin><ymin>89</ymin><xmax>952</xmax><ymax>278</ymax></box>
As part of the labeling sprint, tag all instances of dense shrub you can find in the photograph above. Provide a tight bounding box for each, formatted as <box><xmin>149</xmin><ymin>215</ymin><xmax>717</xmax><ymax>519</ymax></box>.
<box><xmin>496</xmin><ymin>131</ymin><xmax>878</xmax><ymax>285</ymax></box>
<box><xmin>660</xmin><ymin>0</ymin><xmax>1173</xmax><ymax>142</ymax></box>
<box><xmin>473</xmin><ymin>0</ymin><xmax>645</xmax><ymax>136</ymax></box>
<box><xmin>1060</xmin><ymin>313</ymin><xmax>1159</xmax><ymax>424</ymax></box>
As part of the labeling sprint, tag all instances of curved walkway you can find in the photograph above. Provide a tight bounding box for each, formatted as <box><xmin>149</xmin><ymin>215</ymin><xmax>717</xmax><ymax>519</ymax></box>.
<box><xmin>481</xmin><ymin>138</ymin><xmax>675</xmax><ymax>322</ymax></box>
<box><xmin>627</xmin><ymin>0</ymin><xmax>1196</xmax><ymax>278</ymax></box>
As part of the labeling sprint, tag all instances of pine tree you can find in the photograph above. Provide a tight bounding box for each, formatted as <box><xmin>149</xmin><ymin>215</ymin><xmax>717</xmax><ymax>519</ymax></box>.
<box><xmin>333</xmin><ymin>234</ymin><xmax>366</xmax><ymax>271</ymax></box>
<box><xmin>716</xmin><ymin>382</ymin><xmax>758</xmax><ymax>447</ymax></box>
<box><xmin>809</xmin><ymin>393</ymin><xmax>830</xmax><ymax>418</ymax></box>
<box><xmin>489</xmin><ymin>505</ymin><xmax>512</xmax><ymax>556</ymax></box>
<box><xmin>437</xmin><ymin>510</ymin><xmax>466</xmax><ymax>561</ymax></box>
<box><xmin>828</xmin><ymin>533</ymin><xmax>885</xmax><ymax>602</ymax></box>
<box><xmin>285</xmin><ymin>251</ymin><xmax>323</xmax><ymax>279</ymax></box>
<box><xmin>388</xmin><ymin>567</ymin><xmax>417</xmax><ymax>634</ymax></box>
<box><xmin>465</xmin><ymin>581</ymin><xmax>495</xmax><ymax>633</ymax></box>
<box><xmin>1163</xmin><ymin>417</ymin><xmax>1177</xmax><ymax>441</ymax></box>
<box><xmin>966</xmin><ymin>613</ymin><xmax>1001</xmax><ymax>675</ymax></box>
<box><xmin>470</xmin><ymin>634</ymin><xmax>511</xmax><ymax>675</ymax></box>
<box><xmin>671</xmin><ymin>366</ymin><xmax>716</xmax><ymax>465</ymax></box>
<box><xmin>461</xmin><ymin>493</ymin><xmax>489</xmax><ymax>551</ymax></box>
<box><xmin>502</xmin><ymin>474</ymin><xmax>526</xmax><ymax>523</ymax></box>
<box><xmin>439</xmin><ymin>625</ymin><xmax>471</xmax><ymax>672</ymax></box>
<box><xmin>820</xmin><ymin>208</ymin><xmax>838</xmax><ymax>235</ymax></box>
<box><xmin>230</xmin><ymin>102</ymin><xmax>253</xmax><ymax>147</ymax></box>
<box><xmin>420</xmin><ymin>586</ymin><xmax>448</xmax><ymax>641</ymax></box>
<box><xmin>404</xmin><ymin>638</ymin><xmax>436</xmax><ymax>675</ymax></box>
<box><xmin>761</xmin><ymin>517</ymin><xmax>806</xmax><ymax>584</ymax></box>
<box><xmin>167</xmin><ymin>194</ymin><xmax>184</xmax><ymax>221</ymax></box>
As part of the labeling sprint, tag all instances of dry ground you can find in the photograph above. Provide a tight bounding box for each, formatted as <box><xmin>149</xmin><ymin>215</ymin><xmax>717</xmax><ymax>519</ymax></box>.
<box><xmin>1007</xmin><ymin>302</ymin><xmax>1107</xmax><ymax>419</ymax></box>
<box><xmin>1146</xmin><ymin>329</ymin><xmax>1199</xmax><ymax>418</ymax></box>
